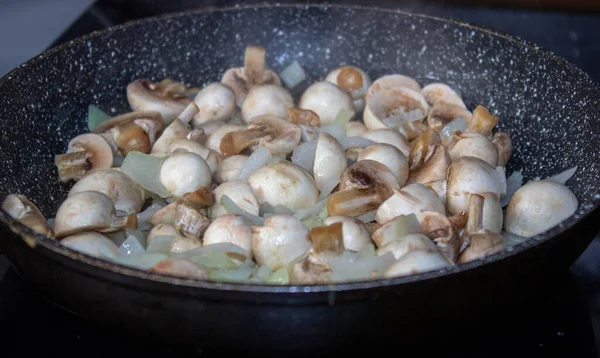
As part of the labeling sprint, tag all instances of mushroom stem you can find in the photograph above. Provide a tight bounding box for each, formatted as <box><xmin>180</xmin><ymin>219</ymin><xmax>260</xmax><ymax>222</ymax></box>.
<box><xmin>467</xmin><ymin>105</ymin><xmax>499</xmax><ymax>136</ymax></box>
<box><xmin>177</xmin><ymin>102</ymin><xmax>200</xmax><ymax>125</ymax></box>
<box><xmin>337</xmin><ymin>67</ymin><xmax>363</xmax><ymax>92</ymax></box>
<box><xmin>288</xmin><ymin>108</ymin><xmax>321</xmax><ymax>127</ymax></box>
<box><xmin>310</xmin><ymin>222</ymin><xmax>345</xmax><ymax>254</ymax></box>
<box><xmin>492</xmin><ymin>132</ymin><xmax>512</xmax><ymax>167</ymax></box>
<box><xmin>183</xmin><ymin>186</ymin><xmax>215</xmax><ymax>208</ymax></box>
<box><xmin>327</xmin><ymin>187</ymin><xmax>383</xmax><ymax>217</ymax></box>
<box><xmin>114</xmin><ymin>122</ymin><xmax>152</xmax><ymax>155</ymax></box>
<box><xmin>98</xmin><ymin>214</ymin><xmax>138</xmax><ymax>233</ymax></box>
<box><xmin>244</xmin><ymin>46</ymin><xmax>266</xmax><ymax>86</ymax></box>
<box><xmin>407</xmin><ymin>144</ymin><xmax>451</xmax><ymax>185</ymax></box>
<box><xmin>409</xmin><ymin>128</ymin><xmax>442</xmax><ymax>169</ymax></box>
<box><xmin>466</xmin><ymin>194</ymin><xmax>485</xmax><ymax>234</ymax></box>
<box><xmin>220</xmin><ymin>126</ymin><xmax>270</xmax><ymax>157</ymax></box>
<box><xmin>55</xmin><ymin>150</ymin><xmax>93</xmax><ymax>182</ymax></box>
<box><xmin>449</xmin><ymin>210</ymin><xmax>468</xmax><ymax>231</ymax></box>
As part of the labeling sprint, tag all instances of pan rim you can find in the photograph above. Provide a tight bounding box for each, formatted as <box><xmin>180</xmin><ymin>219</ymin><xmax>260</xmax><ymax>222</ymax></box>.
<box><xmin>1</xmin><ymin>3</ymin><xmax>599</xmax><ymax>294</ymax></box>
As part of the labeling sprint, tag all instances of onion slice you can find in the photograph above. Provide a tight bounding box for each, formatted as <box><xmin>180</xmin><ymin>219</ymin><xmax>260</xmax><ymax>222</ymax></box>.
<box><xmin>87</xmin><ymin>104</ymin><xmax>111</xmax><ymax>131</ymax></box>
<box><xmin>237</xmin><ymin>147</ymin><xmax>272</xmax><ymax>180</ymax></box>
<box><xmin>500</xmin><ymin>170</ymin><xmax>523</xmax><ymax>207</ymax></box>
<box><xmin>279</xmin><ymin>61</ymin><xmax>306</xmax><ymax>89</ymax></box>
<box><xmin>221</xmin><ymin>194</ymin><xmax>265</xmax><ymax>226</ymax></box>
<box><xmin>546</xmin><ymin>166</ymin><xmax>577</xmax><ymax>185</ymax></box>
<box><xmin>439</xmin><ymin>117</ymin><xmax>468</xmax><ymax>139</ymax></box>
<box><xmin>121</xmin><ymin>151</ymin><xmax>170</xmax><ymax>198</ymax></box>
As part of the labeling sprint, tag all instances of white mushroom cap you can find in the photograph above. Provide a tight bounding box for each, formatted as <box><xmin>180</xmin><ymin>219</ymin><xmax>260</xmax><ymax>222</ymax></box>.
<box><xmin>313</xmin><ymin>133</ymin><xmax>347</xmax><ymax>191</ymax></box>
<box><xmin>203</xmin><ymin>214</ymin><xmax>253</xmax><ymax>258</ymax></box>
<box><xmin>168</xmin><ymin>138</ymin><xmax>222</xmax><ymax>174</ymax></box>
<box><xmin>241</xmin><ymin>85</ymin><xmax>294</xmax><ymax>123</ymax></box>
<box><xmin>60</xmin><ymin>232</ymin><xmax>119</xmax><ymax>259</ymax></box>
<box><xmin>205</xmin><ymin>124</ymin><xmax>246</xmax><ymax>154</ymax></box>
<box><xmin>505</xmin><ymin>180</ymin><xmax>578</xmax><ymax>238</ymax></box>
<box><xmin>446</xmin><ymin>131</ymin><xmax>499</xmax><ymax>167</ymax></box>
<box><xmin>159</xmin><ymin>150</ymin><xmax>212</xmax><ymax>197</ymax></box>
<box><xmin>151</xmin><ymin>118</ymin><xmax>191</xmax><ymax>154</ymax></box>
<box><xmin>323</xmin><ymin>215</ymin><xmax>371</xmax><ymax>252</ymax></box>
<box><xmin>375</xmin><ymin>183</ymin><xmax>445</xmax><ymax>224</ymax></box>
<box><xmin>192</xmin><ymin>83</ymin><xmax>236</xmax><ymax>127</ymax></box>
<box><xmin>248</xmin><ymin>161</ymin><xmax>319</xmax><ymax>212</ymax></box>
<box><xmin>421</xmin><ymin>83</ymin><xmax>466</xmax><ymax>108</ymax></box>
<box><xmin>345</xmin><ymin>121</ymin><xmax>367</xmax><ymax>137</ymax></box>
<box><xmin>376</xmin><ymin>233</ymin><xmax>438</xmax><ymax>260</ymax></box>
<box><xmin>298</xmin><ymin>81</ymin><xmax>354</xmax><ymax>127</ymax></box>
<box><xmin>366</xmin><ymin>74</ymin><xmax>422</xmax><ymax>101</ymax></box>
<box><xmin>252</xmin><ymin>214</ymin><xmax>311</xmax><ymax>270</ymax></box>
<box><xmin>214</xmin><ymin>155</ymin><xmax>248</xmax><ymax>184</ymax></box>
<box><xmin>361</xmin><ymin>129</ymin><xmax>411</xmax><ymax>157</ymax></box>
<box><xmin>384</xmin><ymin>249</ymin><xmax>451</xmax><ymax>278</ymax></box>
<box><xmin>446</xmin><ymin>157</ymin><xmax>507</xmax><ymax>215</ymax></box>
<box><xmin>325</xmin><ymin>66</ymin><xmax>372</xmax><ymax>113</ymax></box>
<box><xmin>69</xmin><ymin>169</ymin><xmax>145</xmax><ymax>214</ymax></box>
<box><xmin>209</xmin><ymin>180</ymin><xmax>260</xmax><ymax>219</ymax></box>
<box><xmin>357</xmin><ymin>143</ymin><xmax>409</xmax><ymax>186</ymax></box>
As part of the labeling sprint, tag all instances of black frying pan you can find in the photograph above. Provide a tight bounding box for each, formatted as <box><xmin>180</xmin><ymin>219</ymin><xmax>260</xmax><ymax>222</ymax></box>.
<box><xmin>1</xmin><ymin>4</ymin><xmax>600</xmax><ymax>354</ymax></box>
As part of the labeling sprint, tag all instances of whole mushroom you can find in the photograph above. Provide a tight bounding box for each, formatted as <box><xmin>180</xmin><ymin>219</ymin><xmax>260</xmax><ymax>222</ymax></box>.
<box><xmin>205</xmin><ymin>124</ymin><xmax>246</xmax><ymax>154</ymax></box>
<box><xmin>191</xmin><ymin>83</ymin><xmax>236</xmax><ymax>127</ymax></box>
<box><xmin>55</xmin><ymin>133</ymin><xmax>114</xmax><ymax>182</ymax></box>
<box><xmin>375</xmin><ymin>183</ymin><xmax>445</xmax><ymax>225</ymax></box>
<box><xmin>203</xmin><ymin>214</ymin><xmax>253</xmax><ymax>258</ymax></box>
<box><xmin>209</xmin><ymin>180</ymin><xmax>260</xmax><ymax>219</ymax></box>
<box><xmin>446</xmin><ymin>131</ymin><xmax>498</xmax><ymax>167</ymax></box>
<box><xmin>325</xmin><ymin>66</ymin><xmax>372</xmax><ymax>113</ymax></box>
<box><xmin>214</xmin><ymin>155</ymin><xmax>248</xmax><ymax>184</ymax></box>
<box><xmin>357</xmin><ymin>143</ymin><xmax>409</xmax><ymax>186</ymax></box>
<box><xmin>241</xmin><ymin>85</ymin><xmax>294</xmax><ymax>123</ymax></box>
<box><xmin>298</xmin><ymin>81</ymin><xmax>354</xmax><ymax>127</ymax></box>
<box><xmin>313</xmin><ymin>132</ymin><xmax>347</xmax><ymax>192</ymax></box>
<box><xmin>127</xmin><ymin>78</ymin><xmax>194</xmax><ymax>125</ymax></box>
<box><xmin>323</xmin><ymin>215</ymin><xmax>371</xmax><ymax>252</ymax></box>
<box><xmin>159</xmin><ymin>149</ymin><xmax>212</xmax><ymax>198</ymax></box>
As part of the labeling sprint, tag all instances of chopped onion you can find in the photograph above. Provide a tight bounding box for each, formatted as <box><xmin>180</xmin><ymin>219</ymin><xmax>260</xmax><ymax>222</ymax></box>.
<box><xmin>356</xmin><ymin>211</ymin><xmax>376</xmax><ymax>223</ymax></box>
<box><xmin>546</xmin><ymin>166</ymin><xmax>577</xmax><ymax>185</ymax></box>
<box><xmin>439</xmin><ymin>117</ymin><xmax>468</xmax><ymax>139</ymax></box>
<box><xmin>357</xmin><ymin>243</ymin><xmax>376</xmax><ymax>259</ymax></box>
<box><xmin>279</xmin><ymin>61</ymin><xmax>306</xmax><ymax>89</ymax></box>
<box><xmin>253</xmin><ymin>265</ymin><xmax>273</xmax><ymax>281</ymax></box>
<box><xmin>146</xmin><ymin>235</ymin><xmax>174</xmax><ymax>255</ymax></box>
<box><xmin>390</xmin><ymin>214</ymin><xmax>421</xmax><ymax>237</ymax></box>
<box><xmin>260</xmin><ymin>202</ymin><xmax>293</xmax><ymax>216</ymax></box>
<box><xmin>106</xmin><ymin>231</ymin><xmax>127</xmax><ymax>247</ymax></box>
<box><xmin>501</xmin><ymin>170</ymin><xmax>523</xmax><ymax>207</ymax></box>
<box><xmin>291</xmin><ymin>140</ymin><xmax>317</xmax><ymax>174</ymax></box>
<box><xmin>237</xmin><ymin>147</ymin><xmax>272</xmax><ymax>180</ymax></box>
<box><xmin>118</xmin><ymin>235</ymin><xmax>146</xmax><ymax>256</ymax></box>
<box><xmin>495</xmin><ymin>166</ymin><xmax>507</xmax><ymax>195</ymax></box>
<box><xmin>136</xmin><ymin>203</ymin><xmax>163</xmax><ymax>227</ymax></box>
<box><xmin>334</xmin><ymin>108</ymin><xmax>356</xmax><ymax>129</ymax></box>
<box><xmin>87</xmin><ymin>104</ymin><xmax>111</xmax><ymax>131</ymax></box>
<box><xmin>208</xmin><ymin>267</ymin><xmax>255</xmax><ymax>283</ymax></box>
<box><xmin>121</xmin><ymin>151</ymin><xmax>170</xmax><ymax>198</ymax></box>
<box><xmin>221</xmin><ymin>194</ymin><xmax>264</xmax><ymax>226</ymax></box>
<box><xmin>267</xmin><ymin>267</ymin><xmax>289</xmax><ymax>285</ymax></box>
<box><xmin>382</xmin><ymin>110</ymin><xmax>424</xmax><ymax>128</ymax></box>
<box><xmin>319</xmin><ymin>177</ymin><xmax>340</xmax><ymax>201</ymax></box>
<box><xmin>177</xmin><ymin>242</ymin><xmax>248</xmax><ymax>258</ymax></box>
<box><xmin>125</xmin><ymin>228</ymin><xmax>147</xmax><ymax>247</ymax></box>
<box><xmin>112</xmin><ymin>253</ymin><xmax>169</xmax><ymax>270</ymax></box>
<box><xmin>329</xmin><ymin>252</ymin><xmax>395</xmax><ymax>283</ymax></box>
<box><xmin>300</xmin><ymin>124</ymin><xmax>319</xmax><ymax>142</ymax></box>
<box><xmin>301</xmin><ymin>216</ymin><xmax>324</xmax><ymax>230</ymax></box>
<box><xmin>318</xmin><ymin>124</ymin><xmax>345</xmax><ymax>142</ymax></box>
<box><xmin>185</xmin><ymin>251</ymin><xmax>238</xmax><ymax>270</ymax></box>
<box><xmin>501</xmin><ymin>230</ymin><xmax>529</xmax><ymax>247</ymax></box>
<box><xmin>339</xmin><ymin>136</ymin><xmax>373</xmax><ymax>149</ymax></box>
<box><xmin>294</xmin><ymin>199</ymin><xmax>327</xmax><ymax>220</ymax></box>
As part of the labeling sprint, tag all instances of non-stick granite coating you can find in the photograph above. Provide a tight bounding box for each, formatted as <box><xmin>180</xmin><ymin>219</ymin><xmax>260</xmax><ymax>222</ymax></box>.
<box><xmin>1</xmin><ymin>4</ymin><xmax>599</xmax><ymax>254</ymax></box>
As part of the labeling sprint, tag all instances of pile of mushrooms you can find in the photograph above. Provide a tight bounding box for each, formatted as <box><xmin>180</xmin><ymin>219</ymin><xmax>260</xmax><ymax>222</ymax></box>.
<box><xmin>3</xmin><ymin>46</ymin><xmax>580</xmax><ymax>285</ymax></box>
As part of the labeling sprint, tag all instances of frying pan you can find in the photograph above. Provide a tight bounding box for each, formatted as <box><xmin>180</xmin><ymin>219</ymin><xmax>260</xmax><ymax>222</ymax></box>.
<box><xmin>1</xmin><ymin>3</ymin><xmax>600</xmax><ymax>353</ymax></box>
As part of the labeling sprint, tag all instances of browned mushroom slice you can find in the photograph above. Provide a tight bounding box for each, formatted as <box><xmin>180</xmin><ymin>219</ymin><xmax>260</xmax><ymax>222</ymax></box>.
<box><xmin>416</xmin><ymin>211</ymin><xmax>461</xmax><ymax>263</ymax></box>
<box><xmin>492</xmin><ymin>132</ymin><xmax>512</xmax><ymax>167</ymax></box>
<box><xmin>449</xmin><ymin>210</ymin><xmax>468</xmax><ymax>232</ymax></box>
<box><xmin>427</xmin><ymin>103</ymin><xmax>473</xmax><ymax>133</ymax></box>
<box><xmin>288</xmin><ymin>108</ymin><xmax>321</xmax><ymax>127</ymax></box>
<box><xmin>467</xmin><ymin>105</ymin><xmax>499</xmax><ymax>136</ymax></box>
<box><xmin>183</xmin><ymin>186</ymin><xmax>215</xmax><ymax>208</ymax></box>
<box><xmin>407</xmin><ymin>144</ymin><xmax>451</xmax><ymax>185</ymax></box>
<box><xmin>2</xmin><ymin>194</ymin><xmax>54</xmax><ymax>238</ymax></box>
<box><xmin>150</xmin><ymin>199</ymin><xmax>211</xmax><ymax>238</ymax></box>
<box><xmin>309</xmin><ymin>222</ymin><xmax>345</xmax><ymax>254</ymax></box>
<box><xmin>127</xmin><ymin>79</ymin><xmax>193</xmax><ymax>125</ymax></box>
<box><xmin>457</xmin><ymin>232</ymin><xmax>506</xmax><ymax>263</ymax></box>
<box><xmin>409</xmin><ymin>128</ymin><xmax>442</xmax><ymax>169</ymax></box>
<box><xmin>363</xmin><ymin>87</ymin><xmax>429</xmax><ymax>131</ymax></box>
<box><xmin>55</xmin><ymin>133</ymin><xmax>114</xmax><ymax>182</ymax></box>
<box><xmin>219</xmin><ymin>115</ymin><xmax>301</xmax><ymax>157</ymax></box>
<box><xmin>92</xmin><ymin>111</ymin><xmax>163</xmax><ymax>156</ymax></box>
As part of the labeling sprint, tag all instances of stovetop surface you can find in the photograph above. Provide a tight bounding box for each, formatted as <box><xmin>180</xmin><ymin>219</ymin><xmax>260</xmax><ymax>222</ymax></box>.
<box><xmin>2</xmin><ymin>1</ymin><xmax>600</xmax><ymax>356</ymax></box>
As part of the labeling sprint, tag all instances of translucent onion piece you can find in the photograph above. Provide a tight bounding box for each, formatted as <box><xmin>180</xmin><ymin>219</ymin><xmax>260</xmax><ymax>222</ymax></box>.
<box><xmin>125</xmin><ymin>227</ymin><xmax>147</xmax><ymax>247</ymax></box>
<box><xmin>546</xmin><ymin>166</ymin><xmax>577</xmax><ymax>185</ymax></box>
<box><xmin>501</xmin><ymin>170</ymin><xmax>524</xmax><ymax>207</ymax></box>
<box><xmin>382</xmin><ymin>110</ymin><xmax>424</xmax><ymax>128</ymax></box>
<box><xmin>339</xmin><ymin>136</ymin><xmax>374</xmax><ymax>150</ymax></box>
<box><xmin>113</xmin><ymin>253</ymin><xmax>169</xmax><ymax>270</ymax></box>
<box><xmin>300</xmin><ymin>124</ymin><xmax>319</xmax><ymax>142</ymax></box>
<box><xmin>301</xmin><ymin>216</ymin><xmax>324</xmax><ymax>230</ymax></box>
<box><xmin>259</xmin><ymin>202</ymin><xmax>294</xmax><ymax>216</ymax></box>
<box><xmin>146</xmin><ymin>235</ymin><xmax>174</xmax><ymax>255</ymax></box>
<box><xmin>334</xmin><ymin>108</ymin><xmax>356</xmax><ymax>129</ymax></box>
<box><xmin>137</xmin><ymin>203</ymin><xmax>164</xmax><ymax>226</ymax></box>
<box><xmin>501</xmin><ymin>230</ymin><xmax>529</xmax><ymax>247</ymax></box>
<box><xmin>319</xmin><ymin>177</ymin><xmax>340</xmax><ymax>201</ymax></box>
<box><xmin>253</xmin><ymin>265</ymin><xmax>273</xmax><ymax>281</ymax></box>
<box><xmin>291</xmin><ymin>140</ymin><xmax>317</xmax><ymax>174</ymax></box>
<box><xmin>87</xmin><ymin>104</ymin><xmax>111</xmax><ymax>131</ymax></box>
<box><xmin>318</xmin><ymin>124</ymin><xmax>345</xmax><ymax>142</ymax></box>
<box><xmin>329</xmin><ymin>252</ymin><xmax>395</xmax><ymax>283</ymax></box>
<box><xmin>118</xmin><ymin>235</ymin><xmax>146</xmax><ymax>256</ymax></box>
<box><xmin>267</xmin><ymin>267</ymin><xmax>290</xmax><ymax>284</ymax></box>
<box><xmin>185</xmin><ymin>252</ymin><xmax>237</xmax><ymax>270</ymax></box>
<box><xmin>221</xmin><ymin>194</ymin><xmax>265</xmax><ymax>226</ymax></box>
<box><xmin>208</xmin><ymin>267</ymin><xmax>255</xmax><ymax>283</ymax></box>
<box><xmin>357</xmin><ymin>243</ymin><xmax>376</xmax><ymax>259</ymax></box>
<box><xmin>294</xmin><ymin>199</ymin><xmax>327</xmax><ymax>220</ymax></box>
<box><xmin>121</xmin><ymin>151</ymin><xmax>170</xmax><ymax>198</ymax></box>
<box><xmin>237</xmin><ymin>147</ymin><xmax>272</xmax><ymax>180</ymax></box>
<box><xmin>279</xmin><ymin>61</ymin><xmax>307</xmax><ymax>89</ymax></box>
<box><xmin>439</xmin><ymin>117</ymin><xmax>468</xmax><ymax>139</ymax></box>
<box><xmin>356</xmin><ymin>211</ymin><xmax>376</xmax><ymax>223</ymax></box>
<box><xmin>178</xmin><ymin>242</ymin><xmax>249</xmax><ymax>258</ymax></box>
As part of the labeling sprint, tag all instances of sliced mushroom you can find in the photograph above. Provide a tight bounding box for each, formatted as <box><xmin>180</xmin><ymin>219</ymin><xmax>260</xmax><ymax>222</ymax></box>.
<box><xmin>92</xmin><ymin>111</ymin><xmax>164</xmax><ymax>156</ymax></box>
<box><xmin>146</xmin><ymin>224</ymin><xmax>203</xmax><ymax>254</ymax></box>
<box><xmin>288</xmin><ymin>108</ymin><xmax>320</xmax><ymax>127</ymax></box>
<box><xmin>446</xmin><ymin>157</ymin><xmax>507</xmax><ymax>215</ymax></box>
<box><xmin>424</xmin><ymin>180</ymin><xmax>447</xmax><ymax>205</ymax></box>
<box><xmin>221</xmin><ymin>46</ymin><xmax>282</xmax><ymax>107</ymax></box>
<box><xmin>492</xmin><ymin>132</ymin><xmax>512</xmax><ymax>167</ymax></box>
<box><xmin>191</xmin><ymin>83</ymin><xmax>236</xmax><ymax>127</ymax></box>
<box><xmin>363</xmin><ymin>87</ymin><xmax>429</xmax><ymax>132</ymax></box>
<box><xmin>323</xmin><ymin>216</ymin><xmax>371</xmax><ymax>252</ymax></box>
<box><xmin>220</xmin><ymin>115</ymin><xmax>301</xmax><ymax>157</ymax></box>
<box><xmin>345</xmin><ymin>121</ymin><xmax>367</xmax><ymax>137</ymax></box>
<box><xmin>69</xmin><ymin>169</ymin><xmax>145</xmax><ymax>214</ymax></box>
<box><xmin>309</xmin><ymin>222</ymin><xmax>345</xmax><ymax>254</ymax></box>
<box><xmin>416</xmin><ymin>211</ymin><xmax>461</xmax><ymax>263</ymax></box>
<box><xmin>376</xmin><ymin>233</ymin><xmax>438</xmax><ymax>260</ymax></box>
<box><xmin>384</xmin><ymin>249</ymin><xmax>451</xmax><ymax>278</ymax></box>
<box><xmin>357</xmin><ymin>143</ymin><xmax>409</xmax><ymax>186</ymax></box>
<box><xmin>289</xmin><ymin>255</ymin><xmax>331</xmax><ymax>284</ymax></box>
<box><xmin>345</xmin><ymin>146</ymin><xmax>364</xmax><ymax>162</ymax></box>
<box><xmin>327</xmin><ymin>160</ymin><xmax>399</xmax><ymax>217</ymax></box>
<box><xmin>313</xmin><ymin>132</ymin><xmax>347</xmax><ymax>191</ymax></box>
<box><xmin>371</xmin><ymin>214</ymin><xmax>422</xmax><ymax>248</ymax></box>
<box><xmin>427</xmin><ymin>103</ymin><xmax>473</xmax><ymax>133</ymax></box>
<box><xmin>54</xmin><ymin>191</ymin><xmax>137</xmax><ymax>238</ymax></box>
<box><xmin>409</xmin><ymin>128</ymin><xmax>441</xmax><ymax>168</ymax></box>
<box><xmin>205</xmin><ymin>124</ymin><xmax>246</xmax><ymax>154</ymax></box>
<box><xmin>361</xmin><ymin>129</ymin><xmax>411</xmax><ymax>157</ymax></box>
<box><xmin>298</xmin><ymin>81</ymin><xmax>354</xmax><ymax>127</ymax></box>
<box><xmin>446</xmin><ymin>131</ymin><xmax>498</xmax><ymax>167</ymax></box>
<box><xmin>375</xmin><ymin>183</ymin><xmax>445</xmax><ymax>225</ymax></box>
<box><xmin>467</xmin><ymin>105</ymin><xmax>499</xmax><ymax>136</ymax></box>
<box><xmin>60</xmin><ymin>232</ymin><xmax>119</xmax><ymax>259</ymax></box>
<box><xmin>248</xmin><ymin>161</ymin><xmax>318</xmax><ymax>212</ymax></box>
<box><xmin>366</xmin><ymin>74</ymin><xmax>422</xmax><ymax>101</ymax></box>
<box><xmin>421</xmin><ymin>83</ymin><xmax>466</xmax><ymax>108</ymax></box>
<box><xmin>252</xmin><ymin>214</ymin><xmax>311</xmax><ymax>270</ymax></box>
<box><xmin>505</xmin><ymin>180</ymin><xmax>578</xmax><ymax>238</ymax></box>
<box><xmin>407</xmin><ymin>144</ymin><xmax>451</xmax><ymax>185</ymax></box>
<box><xmin>55</xmin><ymin>133</ymin><xmax>114</xmax><ymax>182</ymax></box>
<box><xmin>465</xmin><ymin>192</ymin><xmax>503</xmax><ymax>236</ymax></box>
<box><xmin>457</xmin><ymin>233</ymin><xmax>506</xmax><ymax>264</ymax></box>
<box><xmin>2</xmin><ymin>194</ymin><xmax>54</xmax><ymax>238</ymax></box>
<box><xmin>159</xmin><ymin>149</ymin><xmax>212</xmax><ymax>198</ymax></box>
<box><xmin>150</xmin><ymin>200</ymin><xmax>210</xmax><ymax>238</ymax></box>
<box><xmin>203</xmin><ymin>214</ymin><xmax>253</xmax><ymax>259</ymax></box>
<box><xmin>127</xmin><ymin>78</ymin><xmax>193</xmax><ymax>125</ymax></box>
<box><xmin>149</xmin><ymin>258</ymin><xmax>209</xmax><ymax>279</ymax></box>
<box><xmin>209</xmin><ymin>180</ymin><xmax>260</xmax><ymax>220</ymax></box>
<box><xmin>241</xmin><ymin>85</ymin><xmax>294</xmax><ymax>123</ymax></box>
<box><xmin>168</xmin><ymin>138</ymin><xmax>222</xmax><ymax>174</ymax></box>
<box><xmin>214</xmin><ymin>155</ymin><xmax>248</xmax><ymax>184</ymax></box>
<box><xmin>325</xmin><ymin>66</ymin><xmax>372</xmax><ymax>113</ymax></box>
<box><xmin>151</xmin><ymin>102</ymin><xmax>200</xmax><ymax>154</ymax></box>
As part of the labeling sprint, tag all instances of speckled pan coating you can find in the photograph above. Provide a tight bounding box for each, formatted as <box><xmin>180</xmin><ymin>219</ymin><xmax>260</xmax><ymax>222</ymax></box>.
<box><xmin>1</xmin><ymin>4</ymin><xmax>600</xmax><ymax>289</ymax></box>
